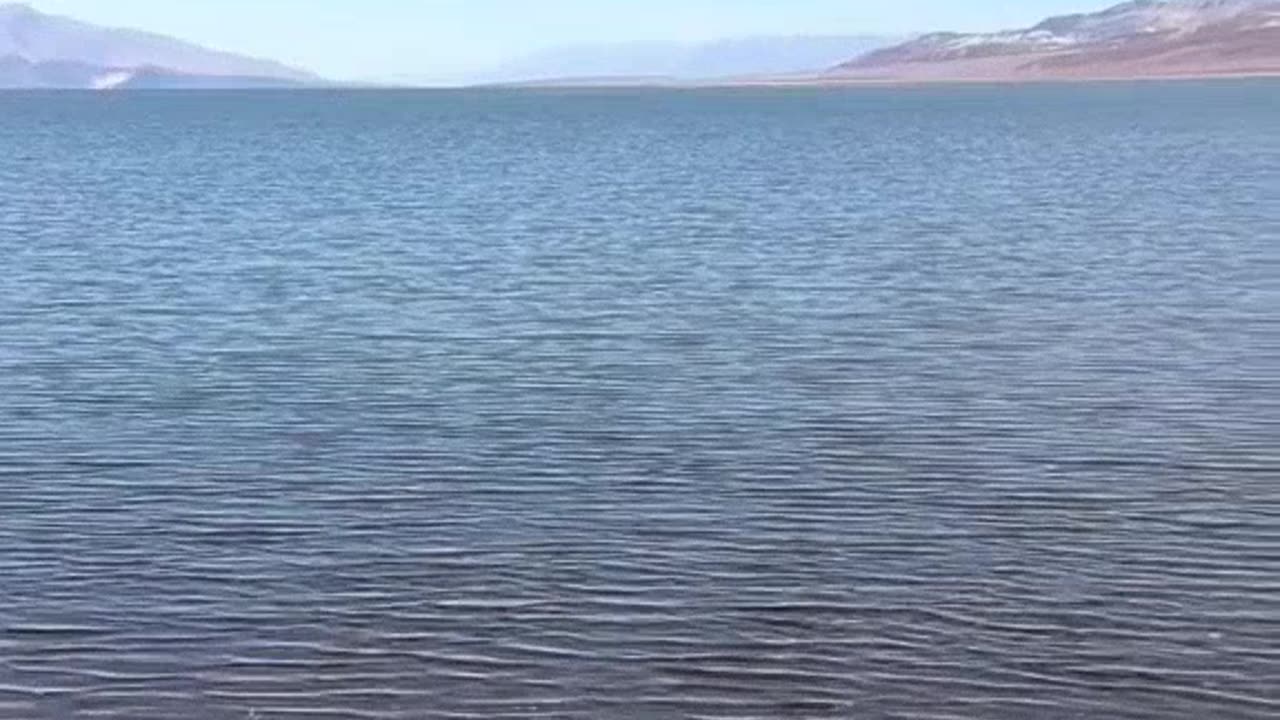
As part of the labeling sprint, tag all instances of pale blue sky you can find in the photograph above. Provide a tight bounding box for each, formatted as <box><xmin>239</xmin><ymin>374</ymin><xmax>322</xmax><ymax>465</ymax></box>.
<box><xmin>27</xmin><ymin>1</ymin><xmax>1118</xmax><ymax>80</ymax></box>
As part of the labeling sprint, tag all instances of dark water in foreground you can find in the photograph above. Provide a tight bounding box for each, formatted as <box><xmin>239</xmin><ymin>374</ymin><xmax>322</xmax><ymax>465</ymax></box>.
<box><xmin>0</xmin><ymin>82</ymin><xmax>1277</xmax><ymax>719</ymax></box>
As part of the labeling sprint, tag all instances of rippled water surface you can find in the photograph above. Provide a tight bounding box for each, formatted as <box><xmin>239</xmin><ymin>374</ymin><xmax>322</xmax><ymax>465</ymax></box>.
<box><xmin>0</xmin><ymin>83</ymin><xmax>1277</xmax><ymax>719</ymax></box>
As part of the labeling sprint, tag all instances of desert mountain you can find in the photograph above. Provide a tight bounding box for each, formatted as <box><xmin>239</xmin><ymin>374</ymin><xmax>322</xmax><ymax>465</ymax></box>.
<box><xmin>831</xmin><ymin>0</ymin><xmax>1280</xmax><ymax>81</ymax></box>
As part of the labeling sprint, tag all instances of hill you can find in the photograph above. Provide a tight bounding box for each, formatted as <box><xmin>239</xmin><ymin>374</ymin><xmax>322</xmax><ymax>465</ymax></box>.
<box><xmin>830</xmin><ymin>0</ymin><xmax>1280</xmax><ymax>82</ymax></box>
<box><xmin>0</xmin><ymin>3</ymin><xmax>318</xmax><ymax>88</ymax></box>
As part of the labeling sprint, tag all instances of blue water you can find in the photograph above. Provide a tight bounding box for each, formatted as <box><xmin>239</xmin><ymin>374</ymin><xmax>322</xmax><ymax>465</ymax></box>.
<box><xmin>0</xmin><ymin>82</ymin><xmax>1276</xmax><ymax>719</ymax></box>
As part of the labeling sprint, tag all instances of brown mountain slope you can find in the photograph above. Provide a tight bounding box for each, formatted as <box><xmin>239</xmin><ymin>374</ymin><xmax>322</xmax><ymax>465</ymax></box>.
<box><xmin>829</xmin><ymin>0</ymin><xmax>1280</xmax><ymax>82</ymax></box>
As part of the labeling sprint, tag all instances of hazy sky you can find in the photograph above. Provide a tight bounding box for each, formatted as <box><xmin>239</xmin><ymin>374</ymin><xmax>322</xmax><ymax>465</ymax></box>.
<box><xmin>26</xmin><ymin>1</ymin><xmax>1119</xmax><ymax>80</ymax></box>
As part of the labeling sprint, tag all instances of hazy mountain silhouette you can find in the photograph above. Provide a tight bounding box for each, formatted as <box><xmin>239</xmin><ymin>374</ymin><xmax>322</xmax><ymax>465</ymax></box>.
<box><xmin>482</xmin><ymin>35</ymin><xmax>899</xmax><ymax>84</ymax></box>
<box><xmin>0</xmin><ymin>3</ymin><xmax>318</xmax><ymax>88</ymax></box>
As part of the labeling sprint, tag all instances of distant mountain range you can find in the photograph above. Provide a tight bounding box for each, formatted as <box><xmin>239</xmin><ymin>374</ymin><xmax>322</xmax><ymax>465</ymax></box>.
<box><xmin>3</xmin><ymin>0</ymin><xmax>1276</xmax><ymax>90</ymax></box>
<box><xmin>479</xmin><ymin>35</ymin><xmax>898</xmax><ymax>85</ymax></box>
<box><xmin>0</xmin><ymin>3</ymin><xmax>318</xmax><ymax>88</ymax></box>
<box><xmin>829</xmin><ymin>0</ymin><xmax>1280</xmax><ymax>82</ymax></box>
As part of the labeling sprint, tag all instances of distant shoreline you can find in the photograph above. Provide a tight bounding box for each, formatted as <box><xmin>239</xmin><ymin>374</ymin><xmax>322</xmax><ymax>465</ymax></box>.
<box><xmin>1</xmin><ymin>70</ymin><xmax>1275</xmax><ymax>93</ymax></box>
<box><xmin>474</xmin><ymin>69</ymin><xmax>1280</xmax><ymax>91</ymax></box>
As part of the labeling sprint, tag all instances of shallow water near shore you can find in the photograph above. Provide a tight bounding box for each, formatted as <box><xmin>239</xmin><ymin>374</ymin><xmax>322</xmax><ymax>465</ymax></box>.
<box><xmin>0</xmin><ymin>81</ymin><xmax>1277</xmax><ymax>719</ymax></box>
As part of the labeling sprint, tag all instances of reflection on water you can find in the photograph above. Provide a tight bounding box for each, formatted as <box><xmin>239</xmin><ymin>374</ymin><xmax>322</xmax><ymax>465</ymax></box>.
<box><xmin>0</xmin><ymin>83</ymin><xmax>1277</xmax><ymax>719</ymax></box>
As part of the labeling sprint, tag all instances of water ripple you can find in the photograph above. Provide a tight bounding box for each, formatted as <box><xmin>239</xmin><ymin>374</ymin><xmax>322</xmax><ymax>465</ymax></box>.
<box><xmin>0</xmin><ymin>83</ymin><xmax>1277</xmax><ymax>718</ymax></box>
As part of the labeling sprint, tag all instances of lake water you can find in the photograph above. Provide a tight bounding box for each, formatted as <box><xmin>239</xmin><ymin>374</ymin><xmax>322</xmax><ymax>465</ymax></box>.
<box><xmin>0</xmin><ymin>82</ymin><xmax>1276</xmax><ymax>719</ymax></box>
